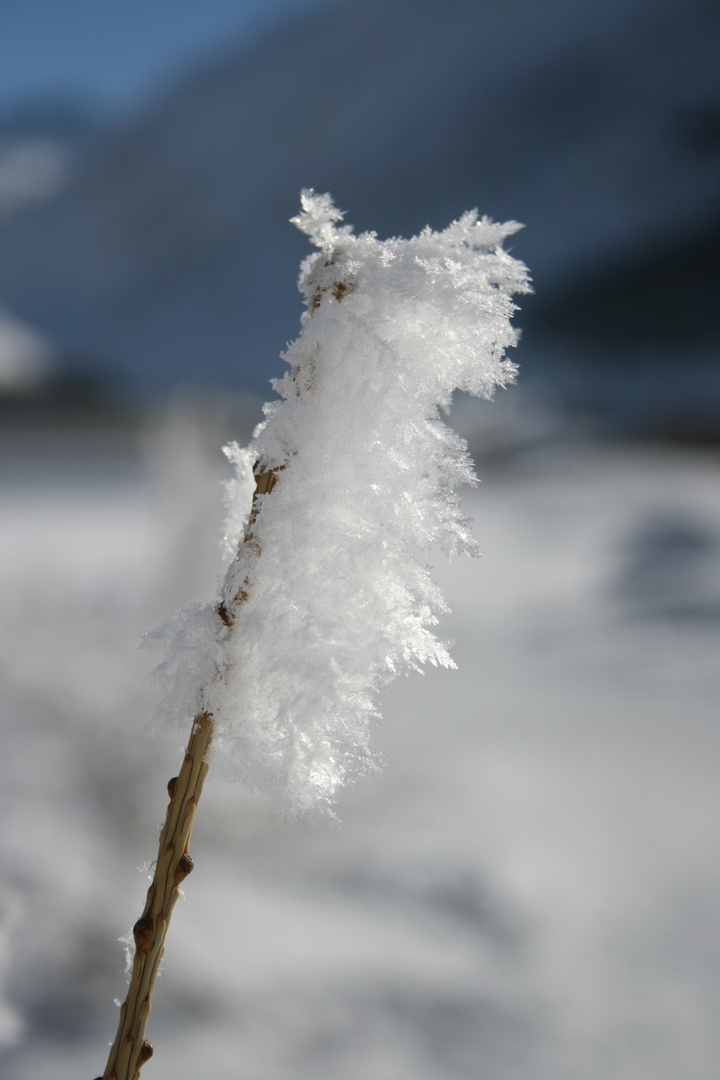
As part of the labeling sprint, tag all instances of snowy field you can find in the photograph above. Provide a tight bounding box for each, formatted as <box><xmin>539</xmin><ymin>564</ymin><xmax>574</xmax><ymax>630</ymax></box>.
<box><xmin>0</xmin><ymin>416</ymin><xmax>718</xmax><ymax>1079</ymax></box>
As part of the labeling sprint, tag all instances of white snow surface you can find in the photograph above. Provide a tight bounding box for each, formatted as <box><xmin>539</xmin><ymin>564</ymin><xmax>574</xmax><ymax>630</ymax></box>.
<box><xmin>149</xmin><ymin>192</ymin><xmax>530</xmax><ymax>820</ymax></box>
<box><xmin>1</xmin><ymin>424</ymin><xmax>719</xmax><ymax>1079</ymax></box>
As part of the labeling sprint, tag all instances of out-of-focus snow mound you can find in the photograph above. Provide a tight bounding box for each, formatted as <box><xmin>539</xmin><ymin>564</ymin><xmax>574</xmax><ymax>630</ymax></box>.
<box><xmin>0</xmin><ymin>416</ymin><xmax>718</xmax><ymax>1079</ymax></box>
<box><xmin>0</xmin><ymin>309</ymin><xmax>54</xmax><ymax>392</ymax></box>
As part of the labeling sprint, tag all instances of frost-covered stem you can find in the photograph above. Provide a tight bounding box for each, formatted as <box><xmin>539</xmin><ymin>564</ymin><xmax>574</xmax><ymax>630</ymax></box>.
<box><xmin>101</xmin><ymin>712</ymin><xmax>213</xmax><ymax>1080</ymax></box>
<box><xmin>150</xmin><ymin>192</ymin><xmax>530</xmax><ymax>823</ymax></box>
<box><xmin>101</xmin><ymin>464</ymin><xmax>277</xmax><ymax>1079</ymax></box>
<box><xmin>99</xmin><ymin>190</ymin><xmax>529</xmax><ymax>1069</ymax></box>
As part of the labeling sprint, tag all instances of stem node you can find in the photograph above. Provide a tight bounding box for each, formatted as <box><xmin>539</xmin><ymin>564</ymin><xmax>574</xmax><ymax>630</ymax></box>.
<box><xmin>132</xmin><ymin>917</ymin><xmax>153</xmax><ymax>954</ymax></box>
<box><xmin>174</xmin><ymin>852</ymin><xmax>194</xmax><ymax>884</ymax></box>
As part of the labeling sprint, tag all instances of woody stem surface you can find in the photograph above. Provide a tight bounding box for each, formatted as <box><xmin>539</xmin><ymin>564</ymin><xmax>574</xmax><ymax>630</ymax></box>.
<box><xmin>101</xmin><ymin>711</ymin><xmax>213</xmax><ymax>1080</ymax></box>
<box><xmin>100</xmin><ymin>463</ymin><xmax>277</xmax><ymax>1079</ymax></box>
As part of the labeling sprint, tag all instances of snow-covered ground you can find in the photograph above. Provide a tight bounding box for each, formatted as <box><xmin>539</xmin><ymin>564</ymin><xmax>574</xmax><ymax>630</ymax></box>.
<box><xmin>0</xmin><ymin>416</ymin><xmax>718</xmax><ymax>1079</ymax></box>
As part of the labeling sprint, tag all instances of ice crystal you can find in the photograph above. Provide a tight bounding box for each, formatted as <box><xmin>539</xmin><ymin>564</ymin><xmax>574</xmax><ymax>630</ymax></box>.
<box><xmin>149</xmin><ymin>191</ymin><xmax>530</xmax><ymax>821</ymax></box>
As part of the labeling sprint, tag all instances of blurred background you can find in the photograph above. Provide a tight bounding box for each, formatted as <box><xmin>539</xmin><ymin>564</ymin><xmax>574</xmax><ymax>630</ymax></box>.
<box><xmin>0</xmin><ymin>1</ymin><xmax>718</xmax><ymax>1077</ymax></box>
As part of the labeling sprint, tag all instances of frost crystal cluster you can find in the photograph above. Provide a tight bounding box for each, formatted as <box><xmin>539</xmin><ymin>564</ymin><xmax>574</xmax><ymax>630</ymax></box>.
<box><xmin>151</xmin><ymin>191</ymin><xmax>530</xmax><ymax>821</ymax></box>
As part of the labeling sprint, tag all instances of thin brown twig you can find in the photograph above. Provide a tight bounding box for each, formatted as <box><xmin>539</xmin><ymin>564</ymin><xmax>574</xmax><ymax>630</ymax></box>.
<box><xmin>101</xmin><ymin>711</ymin><xmax>213</xmax><ymax>1080</ymax></box>
<box><xmin>99</xmin><ymin>462</ymin><xmax>281</xmax><ymax>1080</ymax></box>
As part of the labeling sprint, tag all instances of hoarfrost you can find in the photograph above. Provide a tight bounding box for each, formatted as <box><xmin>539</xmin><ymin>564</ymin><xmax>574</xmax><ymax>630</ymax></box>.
<box><xmin>149</xmin><ymin>191</ymin><xmax>530</xmax><ymax>821</ymax></box>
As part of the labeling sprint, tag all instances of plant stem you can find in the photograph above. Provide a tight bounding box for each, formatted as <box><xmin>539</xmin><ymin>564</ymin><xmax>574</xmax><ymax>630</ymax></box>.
<box><xmin>101</xmin><ymin>711</ymin><xmax>213</xmax><ymax>1080</ymax></box>
<box><xmin>99</xmin><ymin>463</ymin><xmax>278</xmax><ymax>1079</ymax></box>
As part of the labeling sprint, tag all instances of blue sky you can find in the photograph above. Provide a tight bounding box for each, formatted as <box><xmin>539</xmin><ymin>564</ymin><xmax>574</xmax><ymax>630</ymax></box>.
<box><xmin>0</xmin><ymin>0</ymin><xmax>345</xmax><ymax>118</ymax></box>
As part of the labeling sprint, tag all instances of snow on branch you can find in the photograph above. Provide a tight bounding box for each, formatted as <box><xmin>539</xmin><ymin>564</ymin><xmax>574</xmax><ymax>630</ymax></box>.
<box><xmin>148</xmin><ymin>190</ymin><xmax>531</xmax><ymax>822</ymax></box>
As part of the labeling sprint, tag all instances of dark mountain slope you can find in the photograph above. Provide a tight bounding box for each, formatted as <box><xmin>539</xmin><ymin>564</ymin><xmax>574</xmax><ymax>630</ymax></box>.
<box><xmin>0</xmin><ymin>0</ymin><xmax>716</xmax><ymax>399</ymax></box>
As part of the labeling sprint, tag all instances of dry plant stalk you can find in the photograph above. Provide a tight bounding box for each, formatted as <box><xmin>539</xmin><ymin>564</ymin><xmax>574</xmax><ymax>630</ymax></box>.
<box><xmin>97</xmin><ymin>190</ymin><xmax>528</xmax><ymax>1076</ymax></box>
<box><xmin>100</xmin><ymin>712</ymin><xmax>212</xmax><ymax>1080</ymax></box>
<box><xmin>100</xmin><ymin>467</ymin><xmax>277</xmax><ymax>1080</ymax></box>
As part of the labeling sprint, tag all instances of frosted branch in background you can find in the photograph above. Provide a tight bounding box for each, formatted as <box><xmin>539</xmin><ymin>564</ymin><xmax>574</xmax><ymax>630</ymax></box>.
<box><xmin>149</xmin><ymin>190</ymin><xmax>531</xmax><ymax>822</ymax></box>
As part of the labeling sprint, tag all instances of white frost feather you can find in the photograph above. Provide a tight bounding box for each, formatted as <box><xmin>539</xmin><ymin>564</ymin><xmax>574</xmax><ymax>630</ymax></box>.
<box><xmin>149</xmin><ymin>191</ymin><xmax>530</xmax><ymax>822</ymax></box>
